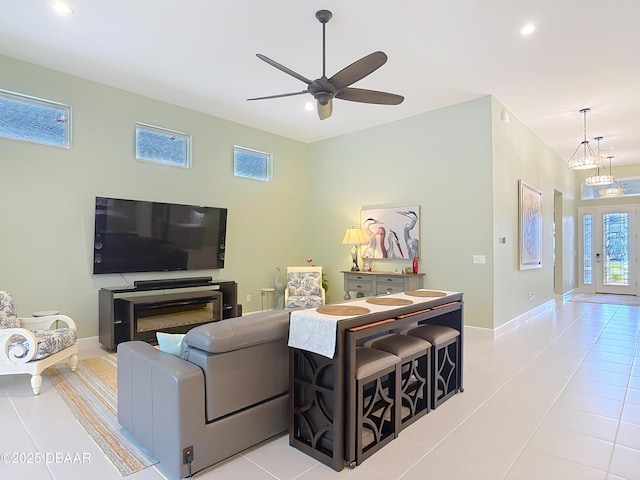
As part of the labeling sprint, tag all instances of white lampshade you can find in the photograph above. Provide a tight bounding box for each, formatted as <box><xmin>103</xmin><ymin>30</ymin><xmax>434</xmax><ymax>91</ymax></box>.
<box><xmin>342</xmin><ymin>228</ymin><xmax>366</xmax><ymax>245</ymax></box>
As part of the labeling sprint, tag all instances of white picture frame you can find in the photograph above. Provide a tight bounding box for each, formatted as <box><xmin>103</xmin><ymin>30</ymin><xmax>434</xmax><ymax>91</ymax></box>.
<box><xmin>519</xmin><ymin>180</ymin><xmax>542</xmax><ymax>270</ymax></box>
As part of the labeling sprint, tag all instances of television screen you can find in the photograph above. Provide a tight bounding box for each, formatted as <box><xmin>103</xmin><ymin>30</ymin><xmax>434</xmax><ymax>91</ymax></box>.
<box><xmin>93</xmin><ymin>197</ymin><xmax>227</xmax><ymax>274</ymax></box>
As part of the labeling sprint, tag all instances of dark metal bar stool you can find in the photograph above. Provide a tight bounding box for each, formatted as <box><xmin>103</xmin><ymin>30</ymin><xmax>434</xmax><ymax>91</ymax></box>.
<box><xmin>354</xmin><ymin>346</ymin><xmax>400</xmax><ymax>465</ymax></box>
<box><xmin>366</xmin><ymin>334</ymin><xmax>431</xmax><ymax>431</ymax></box>
<box><xmin>406</xmin><ymin>325</ymin><xmax>460</xmax><ymax>409</ymax></box>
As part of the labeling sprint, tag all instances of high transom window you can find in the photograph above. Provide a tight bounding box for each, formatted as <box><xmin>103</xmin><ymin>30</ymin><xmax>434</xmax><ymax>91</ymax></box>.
<box><xmin>233</xmin><ymin>146</ymin><xmax>272</xmax><ymax>181</ymax></box>
<box><xmin>135</xmin><ymin>123</ymin><xmax>191</xmax><ymax>168</ymax></box>
<box><xmin>0</xmin><ymin>89</ymin><xmax>71</xmax><ymax>148</ymax></box>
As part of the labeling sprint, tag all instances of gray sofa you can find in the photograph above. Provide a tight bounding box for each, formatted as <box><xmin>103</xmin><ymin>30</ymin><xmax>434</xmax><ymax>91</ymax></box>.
<box><xmin>116</xmin><ymin>309</ymin><xmax>291</xmax><ymax>479</ymax></box>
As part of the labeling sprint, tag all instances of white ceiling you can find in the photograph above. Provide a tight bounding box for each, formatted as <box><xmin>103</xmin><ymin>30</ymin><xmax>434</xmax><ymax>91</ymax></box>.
<box><xmin>2</xmin><ymin>1</ymin><xmax>640</xmax><ymax>166</ymax></box>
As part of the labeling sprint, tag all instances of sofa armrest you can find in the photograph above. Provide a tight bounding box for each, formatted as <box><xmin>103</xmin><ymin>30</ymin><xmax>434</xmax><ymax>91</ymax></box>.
<box><xmin>117</xmin><ymin>341</ymin><xmax>205</xmax><ymax>480</ymax></box>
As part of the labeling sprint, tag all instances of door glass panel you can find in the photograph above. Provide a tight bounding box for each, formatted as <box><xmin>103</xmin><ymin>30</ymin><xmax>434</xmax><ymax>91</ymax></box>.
<box><xmin>583</xmin><ymin>214</ymin><xmax>592</xmax><ymax>285</ymax></box>
<box><xmin>603</xmin><ymin>213</ymin><xmax>629</xmax><ymax>286</ymax></box>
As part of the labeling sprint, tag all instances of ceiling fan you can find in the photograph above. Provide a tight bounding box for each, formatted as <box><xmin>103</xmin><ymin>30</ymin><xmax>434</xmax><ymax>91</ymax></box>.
<box><xmin>247</xmin><ymin>9</ymin><xmax>404</xmax><ymax>120</ymax></box>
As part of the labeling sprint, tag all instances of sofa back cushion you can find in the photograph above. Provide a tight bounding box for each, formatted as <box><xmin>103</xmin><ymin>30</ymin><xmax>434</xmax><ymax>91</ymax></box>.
<box><xmin>184</xmin><ymin>309</ymin><xmax>290</xmax><ymax>354</ymax></box>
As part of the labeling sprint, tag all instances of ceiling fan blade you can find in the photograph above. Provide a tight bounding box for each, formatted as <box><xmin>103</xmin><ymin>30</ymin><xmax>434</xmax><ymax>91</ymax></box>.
<box><xmin>336</xmin><ymin>87</ymin><xmax>404</xmax><ymax>105</ymax></box>
<box><xmin>256</xmin><ymin>54</ymin><xmax>313</xmax><ymax>85</ymax></box>
<box><xmin>317</xmin><ymin>99</ymin><xmax>333</xmax><ymax>120</ymax></box>
<box><xmin>247</xmin><ymin>90</ymin><xmax>309</xmax><ymax>101</ymax></box>
<box><xmin>329</xmin><ymin>51</ymin><xmax>388</xmax><ymax>90</ymax></box>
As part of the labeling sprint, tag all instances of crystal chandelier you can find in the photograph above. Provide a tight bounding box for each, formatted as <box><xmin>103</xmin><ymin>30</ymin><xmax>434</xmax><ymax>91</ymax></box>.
<box><xmin>599</xmin><ymin>185</ymin><xmax>624</xmax><ymax>197</ymax></box>
<box><xmin>584</xmin><ymin>137</ymin><xmax>613</xmax><ymax>185</ymax></box>
<box><xmin>567</xmin><ymin>108</ymin><xmax>604</xmax><ymax>170</ymax></box>
<box><xmin>598</xmin><ymin>156</ymin><xmax>624</xmax><ymax>197</ymax></box>
<box><xmin>586</xmin><ymin>174</ymin><xmax>614</xmax><ymax>186</ymax></box>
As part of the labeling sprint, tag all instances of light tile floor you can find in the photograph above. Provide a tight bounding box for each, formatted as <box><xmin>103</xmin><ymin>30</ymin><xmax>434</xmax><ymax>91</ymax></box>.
<box><xmin>1</xmin><ymin>297</ymin><xmax>638</xmax><ymax>479</ymax></box>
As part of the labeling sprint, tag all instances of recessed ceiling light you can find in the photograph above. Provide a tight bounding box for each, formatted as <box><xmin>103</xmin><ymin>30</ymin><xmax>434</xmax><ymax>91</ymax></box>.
<box><xmin>52</xmin><ymin>2</ymin><xmax>73</xmax><ymax>16</ymax></box>
<box><xmin>520</xmin><ymin>24</ymin><xmax>535</xmax><ymax>35</ymax></box>
<box><xmin>304</xmin><ymin>102</ymin><xmax>314</xmax><ymax>112</ymax></box>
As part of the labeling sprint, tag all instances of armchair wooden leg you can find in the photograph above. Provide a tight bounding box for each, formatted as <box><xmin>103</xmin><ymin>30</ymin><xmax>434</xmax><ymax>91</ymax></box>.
<box><xmin>69</xmin><ymin>353</ymin><xmax>78</xmax><ymax>371</ymax></box>
<box><xmin>31</xmin><ymin>374</ymin><xmax>42</xmax><ymax>395</ymax></box>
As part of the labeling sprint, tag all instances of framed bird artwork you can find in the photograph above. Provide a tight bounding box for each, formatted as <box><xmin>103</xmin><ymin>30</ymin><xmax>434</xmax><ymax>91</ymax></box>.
<box><xmin>360</xmin><ymin>205</ymin><xmax>420</xmax><ymax>260</ymax></box>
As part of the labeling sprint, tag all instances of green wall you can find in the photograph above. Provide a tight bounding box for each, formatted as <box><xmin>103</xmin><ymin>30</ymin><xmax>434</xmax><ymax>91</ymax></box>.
<box><xmin>307</xmin><ymin>97</ymin><xmax>577</xmax><ymax>329</ymax></box>
<box><xmin>491</xmin><ymin>98</ymin><xmax>577</xmax><ymax>328</ymax></box>
<box><xmin>1</xmin><ymin>54</ymin><xmax>585</xmax><ymax>337</ymax></box>
<box><xmin>0</xmin><ymin>55</ymin><xmax>308</xmax><ymax>338</ymax></box>
<box><xmin>307</xmin><ymin>97</ymin><xmax>495</xmax><ymax>327</ymax></box>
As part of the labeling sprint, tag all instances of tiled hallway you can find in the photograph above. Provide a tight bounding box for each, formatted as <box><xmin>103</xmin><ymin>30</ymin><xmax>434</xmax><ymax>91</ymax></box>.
<box><xmin>1</xmin><ymin>297</ymin><xmax>639</xmax><ymax>479</ymax></box>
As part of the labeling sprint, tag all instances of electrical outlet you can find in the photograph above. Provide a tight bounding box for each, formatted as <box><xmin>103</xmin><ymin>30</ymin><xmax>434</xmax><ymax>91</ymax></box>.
<box><xmin>183</xmin><ymin>446</ymin><xmax>194</xmax><ymax>465</ymax></box>
<box><xmin>246</xmin><ymin>294</ymin><xmax>251</xmax><ymax>302</ymax></box>
<box><xmin>529</xmin><ymin>292</ymin><xmax>535</xmax><ymax>300</ymax></box>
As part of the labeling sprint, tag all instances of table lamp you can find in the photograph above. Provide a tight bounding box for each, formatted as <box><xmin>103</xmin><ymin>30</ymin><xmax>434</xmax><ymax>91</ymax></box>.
<box><xmin>342</xmin><ymin>227</ymin><xmax>367</xmax><ymax>271</ymax></box>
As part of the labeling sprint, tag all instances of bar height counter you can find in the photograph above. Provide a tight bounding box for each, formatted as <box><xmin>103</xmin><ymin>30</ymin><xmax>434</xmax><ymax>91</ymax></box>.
<box><xmin>288</xmin><ymin>290</ymin><xmax>464</xmax><ymax>470</ymax></box>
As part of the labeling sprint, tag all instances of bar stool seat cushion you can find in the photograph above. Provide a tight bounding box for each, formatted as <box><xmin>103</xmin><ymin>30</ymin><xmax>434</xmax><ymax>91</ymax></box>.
<box><xmin>367</xmin><ymin>334</ymin><xmax>431</xmax><ymax>357</ymax></box>
<box><xmin>355</xmin><ymin>347</ymin><xmax>400</xmax><ymax>379</ymax></box>
<box><xmin>407</xmin><ymin>325</ymin><xmax>459</xmax><ymax>345</ymax></box>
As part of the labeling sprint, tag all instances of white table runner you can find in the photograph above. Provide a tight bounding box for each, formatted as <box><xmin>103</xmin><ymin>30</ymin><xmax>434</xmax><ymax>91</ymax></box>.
<box><xmin>287</xmin><ymin>290</ymin><xmax>457</xmax><ymax>358</ymax></box>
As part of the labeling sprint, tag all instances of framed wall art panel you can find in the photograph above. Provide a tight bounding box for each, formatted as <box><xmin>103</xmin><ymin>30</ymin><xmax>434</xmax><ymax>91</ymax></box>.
<box><xmin>519</xmin><ymin>180</ymin><xmax>542</xmax><ymax>270</ymax></box>
<box><xmin>360</xmin><ymin>205</ymin><xmax>420</xmax><ymax>260</ymax></box>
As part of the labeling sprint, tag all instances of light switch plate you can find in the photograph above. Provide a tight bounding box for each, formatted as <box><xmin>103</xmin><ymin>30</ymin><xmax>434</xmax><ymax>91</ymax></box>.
<box><xmin>473</xmin><ymin>255</ymin><xmax>486</xmax><ymax>264</ymax></box>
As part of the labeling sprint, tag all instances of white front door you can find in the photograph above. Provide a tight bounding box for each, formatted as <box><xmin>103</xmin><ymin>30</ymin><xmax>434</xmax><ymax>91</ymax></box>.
<box><xmin>580</xmin><ymin>205</ymin><xmax>639</xmax><ymax>295</ymax></box>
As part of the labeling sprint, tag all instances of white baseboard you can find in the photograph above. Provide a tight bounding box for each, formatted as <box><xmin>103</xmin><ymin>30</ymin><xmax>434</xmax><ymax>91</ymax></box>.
<box><xmin>493</xmin><ymin>300</ymin><xmax>555</xmax><ymax>339</ymax></box>
<box><xmin>77</xmin><ymin>336</ymin><xmax>101</xmax><ymax>351</ymax></box>
<box><xmin>466</xmin><ymin>300</ymin><xmax>556</xmax><ymax>340</ymax></box>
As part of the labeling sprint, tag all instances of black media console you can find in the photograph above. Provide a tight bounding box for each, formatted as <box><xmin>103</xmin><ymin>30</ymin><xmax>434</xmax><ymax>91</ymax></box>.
<box><xmin>98</xmin><ymin>277</ymin><xmax>238</xmax><ymax>349</ymax></box>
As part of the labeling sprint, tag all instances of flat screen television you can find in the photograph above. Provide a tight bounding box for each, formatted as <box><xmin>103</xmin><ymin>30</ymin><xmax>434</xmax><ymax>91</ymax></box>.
<box><xmin>93</xmin><ymin>196</ymin><xmax>227</xmax><ymax>274</ymax></box>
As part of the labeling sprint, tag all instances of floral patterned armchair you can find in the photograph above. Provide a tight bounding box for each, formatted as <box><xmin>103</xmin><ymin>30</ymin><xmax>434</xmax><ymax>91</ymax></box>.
<box><xmin>0</xmin><ymin>291</ymin><xmax>78</xmax><ymax>395</ymax></box>
<box><xmin>284</xmin><ymin>266</ymin><xmax>325</xmax><ymax>309</ymax></box>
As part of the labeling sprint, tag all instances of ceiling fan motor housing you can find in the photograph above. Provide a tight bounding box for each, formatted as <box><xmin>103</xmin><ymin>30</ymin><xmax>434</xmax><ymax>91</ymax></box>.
<box><xmin>315</xmin><ymin>92</ymin><xmax>333</xmax><ymax>105</ymax></box>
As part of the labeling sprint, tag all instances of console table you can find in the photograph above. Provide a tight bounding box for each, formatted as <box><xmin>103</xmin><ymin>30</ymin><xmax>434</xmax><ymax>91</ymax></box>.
<box><xmin>342</xmin><ymin>271</ymin><xmax>424</xmax><ymax>299</ymax></box>
<box><xmin>287</xmin><ymin>290</ymin><xmax>463</xmax><ymax>470</ymax></box>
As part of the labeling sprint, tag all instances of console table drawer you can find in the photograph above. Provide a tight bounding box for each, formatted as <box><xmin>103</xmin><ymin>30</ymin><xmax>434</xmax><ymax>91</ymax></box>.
<box><xmin>347</xmin><ymin>280</ymin><xmax>373</xmax><ymax>293</ymax></box>
<box><xmin>344</xmin><ymin>273</ymin><xmax>371</xmax><ymax>283</ymax></box>
<box><xmin>342</xmin><ymin>271</ymin><xmax>424</xmax><ymax>300</ymax></box>
<box><xmin>376</xmin><ymin>283</ymin><xmax>405</xmax><ymax>295</ymax></box>
<box><xmin>375</xmin><ymin>276</ymin><xmax>405</xmax><ymax>286</ymax></box>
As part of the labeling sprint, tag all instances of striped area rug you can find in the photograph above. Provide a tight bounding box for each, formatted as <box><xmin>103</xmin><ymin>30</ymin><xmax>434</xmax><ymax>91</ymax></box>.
<box><xmin>45</xmin><ymin>354</ymin><xmax>157</xmax><ymax>476</ymax></box>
